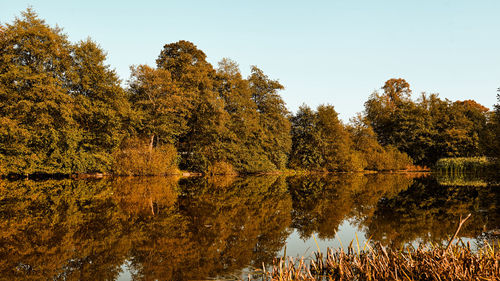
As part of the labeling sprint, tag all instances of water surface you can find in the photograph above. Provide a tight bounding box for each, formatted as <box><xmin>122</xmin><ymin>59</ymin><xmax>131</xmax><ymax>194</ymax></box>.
<box><xmin>0</xmin><ymin>173</ymin><xmax>498</xmax><ymax>280</ymax></box>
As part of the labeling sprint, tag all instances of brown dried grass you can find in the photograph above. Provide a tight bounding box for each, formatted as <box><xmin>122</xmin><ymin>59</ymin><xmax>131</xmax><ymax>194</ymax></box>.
<box><xmin>256</xmin><ymin>242</ymin><xmax>499</xmax><ymax>281</ymax></box>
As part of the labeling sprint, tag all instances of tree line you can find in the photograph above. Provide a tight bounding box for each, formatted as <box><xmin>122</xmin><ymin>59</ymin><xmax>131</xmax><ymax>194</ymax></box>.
<box><xmin>1</xmin><ymin>10</ymin><xmax>499</xmax><ymax>176</ymax></box>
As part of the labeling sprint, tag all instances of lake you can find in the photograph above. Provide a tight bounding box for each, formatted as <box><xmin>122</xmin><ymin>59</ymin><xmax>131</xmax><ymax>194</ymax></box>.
<box><xmin>0</xmin><ymin>173</ymin><xmax>498</xmax><ymax>280</ymax></box>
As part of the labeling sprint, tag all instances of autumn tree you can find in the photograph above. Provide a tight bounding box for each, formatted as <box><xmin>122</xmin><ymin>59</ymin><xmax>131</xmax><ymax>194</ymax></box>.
<box><xmin>248</xmin><ymin>66</ymin><xmax>292</xmax><ymax>170</ymax></box>
<box><xmin>347</xmin><ymin>115</ymin><xmax>383</xmax><ymax>169</ymax></box>
<box><xmin>126</xmin><ymin>42</ymin><xmax>292</xmax><ymax>174</ymax></box>
<box><xmin>347</xmin><ymin>115</ymin><xmax>412</xmax><ymax>171</ymax></box>
<box><xmin>365</xmin><ymin>79</ymin><xmax>412</xmax><ymax>145</ymax></box>
<box><xmin>155</xmin><ymin>41</ymin><xmax>230</xmax><ymax>172</ymax></box>
<box><xmin>494</xmin><ymin>90</ymin><xmax>500</xmax><ymax>157</ymax></box>
<box><xmin>290</xmin><ymin>104</ymin><xmax>365</xmax><ymax>171</ymax></box>
<box><xmin>289</xmin><ymin>105</ymin><xmax>322</xmax><ymax>169</ymax></box>
<box><xmin>215</xmin><ymin>59</ymin><xmax>275</xmax><ymax>172</ymax></box>
<box><xmin>365</xmin><ymin>79</ymin><xmax>434</xmax><ymax>165</ymax></box>
<box><xmin>0</xmin><ymin>9</ymin><xmax>133</xmax><ymax>175</ymax></box>
<box><xmin>365</xmin><ymin>79</ymin><xmax>491</xmax><ymax>166</ymax></box>
<box><xmin>315</xmin><ymin>104</ymin><xmax>361</xmax><ymax>171</ymax></box>
<box><xmin>128</xmin><ymin>64</ymin><xmax>189</xmax><ymax>147</ymax></box>
<box><xmin>70</xmin><ymin>39</ymin><xmax>132</xmax><ymax>171</ymax></box>
<box><xmin>0</xmin><ymin>9</ymin><xmax>80</xmax><ymax>175</ymax></box>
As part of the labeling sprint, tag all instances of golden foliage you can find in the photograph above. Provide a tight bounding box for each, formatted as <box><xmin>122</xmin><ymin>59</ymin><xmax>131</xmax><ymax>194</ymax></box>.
<box><xmin>112</xmin><ymin>138</ymin><xmax>179</xmax><ymax>176</ymax></box>
<box><xmin>206</xmin><ymin>161</ymin><xmax>237</xmax><ymax>176</ymax></box>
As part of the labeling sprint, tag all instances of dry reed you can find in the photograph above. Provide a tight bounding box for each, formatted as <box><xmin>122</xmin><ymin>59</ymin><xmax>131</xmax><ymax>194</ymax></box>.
<box><xmin>256</xmin><ymin>241</ymin><xmax>499</xmax><ymax>281</ymax></box>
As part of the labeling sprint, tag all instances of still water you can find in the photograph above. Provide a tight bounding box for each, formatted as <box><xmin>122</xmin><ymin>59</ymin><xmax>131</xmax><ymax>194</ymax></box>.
<box><xmin>0</xmin><ymin>173</ymin><xmax>498</xmax><ymax>280</ymax></box>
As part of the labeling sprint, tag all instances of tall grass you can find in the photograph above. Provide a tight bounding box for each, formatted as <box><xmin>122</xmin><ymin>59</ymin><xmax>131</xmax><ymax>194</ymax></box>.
<box><xmin>257</xmin><ymin>242</ymin><xmax>499</xmax><ymax>281</ymax></box>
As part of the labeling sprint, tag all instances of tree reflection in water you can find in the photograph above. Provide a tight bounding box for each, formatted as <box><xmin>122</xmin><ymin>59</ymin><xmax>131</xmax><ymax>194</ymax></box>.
<box><xmin>0</xmin><ymin>173</ymin><xmax>497</xmax><ymax>280</ymax></box>
<box><xmin>0</xmin><ymin>176</ymin><xmax>292</xmax><ymax>280</ymax></box>
<box><xmin>363</xmin><ymin>176</ymin><xmax>499</xmax><ymax>248</ymax></box>
<box><xmin>288</xmin><ymin>173</ymin><xmax>415</xmax><ymax>240</ymax></box>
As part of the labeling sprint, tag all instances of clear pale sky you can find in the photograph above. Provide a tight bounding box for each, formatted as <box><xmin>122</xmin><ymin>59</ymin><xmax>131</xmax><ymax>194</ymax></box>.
<box><xmin>1</xmin><ymin>0</ymin><xmax>499</xmax><ymax>120</ymax></box>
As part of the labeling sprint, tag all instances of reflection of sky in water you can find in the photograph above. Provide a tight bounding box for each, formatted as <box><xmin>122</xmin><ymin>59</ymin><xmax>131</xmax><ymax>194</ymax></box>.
<box><xmin>115</xmin><ymin>220</ymin><xmax>482</xmax><ymax>281</ymax></box>
<box><xmin>2</xmin><ymin>174</ymin><xmax>497</xmax><ymax>281</ymax></box>
<box><xmin>281</xmin><ymin>220</ymin><xmax>367</xmax><ymax>259</ymax></box>
<box><xmin>116</xmin><ymin>221</ymin><xmax>369</xmax><ymax>280</ymax></box>
<box><xmin>115</xmin><ymin>218</ymin><xmax>487</xmax><ymax>281</ymax></box>
<box><xmin>117</xmin><ymin>262</ymin><xmax>131</xmax><ymax>281</ymax></box>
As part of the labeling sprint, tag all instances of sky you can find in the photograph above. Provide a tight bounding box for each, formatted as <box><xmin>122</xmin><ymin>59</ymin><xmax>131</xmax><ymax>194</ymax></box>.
<box><xmin>1</xmin><ymin>0</ymin><xmax>499</xmax><ymax>121</ymax></box>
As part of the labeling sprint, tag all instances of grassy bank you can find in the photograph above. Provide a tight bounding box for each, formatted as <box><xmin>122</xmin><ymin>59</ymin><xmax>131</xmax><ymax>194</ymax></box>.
<box><xmin>257</xmin><ymin>243</ymin><xmax>499</xmax><ymax>281</ymax></box>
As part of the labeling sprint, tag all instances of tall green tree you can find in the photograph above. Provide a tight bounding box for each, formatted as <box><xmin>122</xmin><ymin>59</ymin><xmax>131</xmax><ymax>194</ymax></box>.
<box><xmin>156</xmin><ymin>41</ymin><xmax>230</xmax><ymax>172</ymax></box>
<box><xmin>365</xmin><ymin>78</ymin><xmax>416</xmax><ymax>147</ymax></box>
<box><xmin>71</xmin><ymin>39</ymin><xmax>132</xmax><ymax>171</ymax></box>
<box><xmin>248</xmin><ymin>66</ymin><xmax>292</xmax><ymax>169</ymax></box>
<box><xmin>419</xmin><ymin>95</ymin><xmax>490</xmax><ymax>162</ymax></box>
<box><xmin>0</xmin><ymin>9</ymin><xmax>79</xmax><ymax>174</ymax></box>
<box><xmin>128</xmin><ymin>64</ymin><xmax>189</xmax><ymax>148</ymax></box>
<box><xmin>0</xmin><ymin>9</ymin><xmax>132</xmax><ymax>175</ymax></box>
<box><xmin>315</xmin><ymin>104</ymin><xmax>357</xmax><ymax>171</ymax></box>
<box><xmin>365</xmin><ymin>79</ymin><xmax>490</xmax><ymax>166</ymax></box>
<box><xmin>215</xmin><ymin>59</ymin><xmax>275</xmax><ymax>172</ymax></box>
<box><xmin>289</xmin><ymin>105</ymin><xmax>322</xmax><ymax>169</ymax></box>
<box><xmin>290</xmin><ymin>104</ymin><xmax>364</xmax><ymax>171</ymax></box>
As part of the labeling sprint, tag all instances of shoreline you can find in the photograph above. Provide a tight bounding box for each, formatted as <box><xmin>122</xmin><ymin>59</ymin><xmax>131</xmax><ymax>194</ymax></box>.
<box><xmin>0</xmin><ymin>169</ymin><xmax>432</xmax><ymax>181</ymax></box>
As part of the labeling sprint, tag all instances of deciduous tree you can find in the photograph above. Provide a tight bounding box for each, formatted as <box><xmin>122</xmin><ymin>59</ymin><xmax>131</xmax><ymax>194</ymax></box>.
<box><xmin>0</xmin><ymin>9</ymin><xmax>78</xmax><ymax>174</ymax></box>
<box><xmin>248</xmin><ymin>66</ymin><xmax>291</xmax><ymax>169</ymax></box>
<box><xmin>215</xmin><ymin>59</ymin><xmax>275</xmax><ymax>172</ymax></box>
<box><xmin>156</xmin><ymin>41</ymin><xmax>230</xmax><ymax>172</ymax></box>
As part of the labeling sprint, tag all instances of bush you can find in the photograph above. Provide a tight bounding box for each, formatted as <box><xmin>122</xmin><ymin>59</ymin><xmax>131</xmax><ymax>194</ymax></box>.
<box><xmin>362</xmin><ymin>146</ymin><xmax>413</xmax><ymax>171</ymax></box>
<box><xmin>340</xmin><ymin>150</ymin><xmax>367</xmax><ymax>172</ymax></box>
<box><xmin>112</xmin><ymin>138</ymin><xmax>179</xmax><ymax>176</ymax></box>
<box><xmin>206</xmin><ymin>161</ymin><xmax>237</xmax><ymax>176</ymax></box>
<box><xmin>385</xmin><ymin>146</ymin><xmax>413</xmax><ymax>170</ymax></box>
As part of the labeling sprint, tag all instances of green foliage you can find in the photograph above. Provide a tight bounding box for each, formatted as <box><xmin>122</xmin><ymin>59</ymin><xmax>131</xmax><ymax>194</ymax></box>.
<box><xmin>0</xmin><ymin>9</ymin><xmax>131</xmax><ymax>175</ymax></box>
<box><xmin>347</xmin><ymin>115</ymin><xmax>413</xmax><ymax>170</ymax></box>
<box><xmin>128</xmin><ymin>64</ymin><xmax>190</xmax><ymax>146</ymax></box>
<box><xmin>1</xmin><ymin>9</ymin><xmax>496</xmax><ymax>176</ymax></box>
<box><xmin>289</xmin><ymin>105</ymin><xmax>322</xmax><ymax>170</ymax></box>
<box><xmin>0</xmin><ymin>9</ymin><xmax>79</xmax><ymax>174</ymax></box>
<box><xmin>155</xmin><ymin>41</ymin><xmax>230</xmax><ymax>173</ymax></box>
<box><xmin>494</xmin><ymin>90</ymin><xmax>500</xmax><ymax>157</ymax></box>
<box><xmin>129</xmin><ymin>48</ymin><xmax>292</xmax><ymax>174</ymax></box>
<box><xmin>1</xmin><ymin>11</ymin><xmax>293</xmax><ymax>176</ymax></box>
<box><xmin>206</xmin><ymin>161</ymin><xmax>237</xmax><ymax>176</ymax></box>
<box><xmin>290</xmin><ymin>104</ymin><xmax>360</xmax><ymax>171</ymax></box>
<box><xmin>112</xmin><ymin>138</ymin><xmax>178</xmax><ymax>176</ymax></box>
<box><xmin>215</xmin><ymin>59</ymin><xmax>279</xmax><ymax>173</ymax></box>
<box><xmin>290</xmin><ymin>106</ymin><xmax>412</xmax><ymax>171</ymax></box>
<box><xmin>365</xmin><ymin>79</ymin><xmax>492</xmax><ymax>166</ymax></box>
<box><xmin>248</xmin><ymin>66</ymin><xmax>292</xmax><ymax>170</ymax></box>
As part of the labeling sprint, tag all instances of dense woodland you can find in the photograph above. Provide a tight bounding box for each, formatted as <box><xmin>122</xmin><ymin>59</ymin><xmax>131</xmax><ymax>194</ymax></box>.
<box><xmin>1</xmin><ymin>10</ymin><xmax>499</xmax><ymax>176</ymax></box>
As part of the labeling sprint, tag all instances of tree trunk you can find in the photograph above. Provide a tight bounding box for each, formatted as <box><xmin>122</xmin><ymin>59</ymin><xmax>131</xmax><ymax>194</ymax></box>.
<box><xmin>149</xmin><ymin>134</ymin><xmax>155</xmax><ymax>152</ymax></box>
